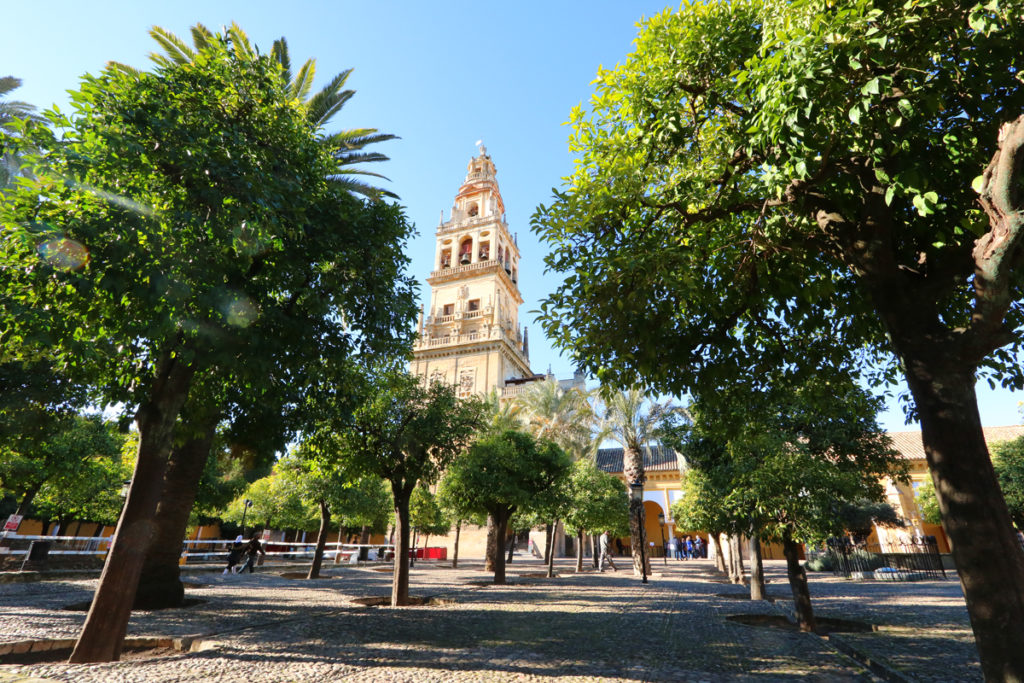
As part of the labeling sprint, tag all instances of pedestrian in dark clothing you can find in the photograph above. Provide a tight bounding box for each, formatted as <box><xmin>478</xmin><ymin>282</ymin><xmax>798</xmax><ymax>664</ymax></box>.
<box><xmin>685</xmin><ymin>536</ymin><xmax>695</xmax><ymax>560</ymax></box>
<box><xmin>240</xmin><ymin>536</ymin><xmax>266</xmax><ymax>573</ymax></box>
<box><xmin>224</xmin><ymin>535</ymin><xmax>244</xmax><ymax>574</ymax></box>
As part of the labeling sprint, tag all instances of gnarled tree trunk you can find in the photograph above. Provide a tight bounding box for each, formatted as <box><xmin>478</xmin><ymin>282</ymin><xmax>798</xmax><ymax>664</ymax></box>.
<box><xmin>782</xmin><ymin>529</ymin><xmax>815</xmax><ymax>632</ymax></box>
<box><xmin>70</xmin><ymin>356</ymin><xmax>195</xmax><ymax>663</ymax></box>
<box><xmin>134</xmin><ymin>416</ymin><xmax>217</xmax><ymax>610</ymax></box>
<box><xmin>902</xmin><ymin>358</ymin><xmax>1024</xmax><ymax>680</ymax></box>
<box><xmin>730</xmin><ymin>534</ymin><xmax>745</xmax><ymax>584</ymax></box>
<box><xmin>711</xmin><ymin>533</ymin><xmax>726</xmax><ymax>574</ymax></box>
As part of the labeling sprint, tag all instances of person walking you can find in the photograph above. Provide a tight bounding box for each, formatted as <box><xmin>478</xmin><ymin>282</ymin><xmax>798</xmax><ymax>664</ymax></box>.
<box><xmin>674</xmin><ymin>536</ymin><xmax>684</xmax><ymax>560</ymax></box>
<box><xmin>694</xmin><ymin>535</ymin><xmax>704</xmax><ymax>559</ymax></box>
<box><xmin>599</xmin><ymin>531</ymin><xmax>618</xmax><ymax>572</ymax></box>
<box><xmin>223</xmin><ymin>535</ymin><xmax>244</xmax><ymax>574</ymax></box>
<box><xmin>239</xmin><ymin>535</ymin><xmax>266</xmax><ymax>574</ymax></box>
<box><xmin>685</xmin><ymin>536</ymin><xmax>695</xmax><ymax>560</ymax></box>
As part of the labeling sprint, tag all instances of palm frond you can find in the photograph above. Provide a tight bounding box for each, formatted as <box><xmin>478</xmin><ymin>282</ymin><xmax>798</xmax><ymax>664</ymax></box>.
<box><xmin>228</xmin><ymin>22</ymin><xmax>255</xmax><ymax>60</ymax></box>
<box><xmin>149</xmin><ymin>26</ymin><xmax>196</xmax><ymax>65</ymax></box>
<box><xmin>305</xmin><ymin>69</ymin><xmax>353</xmax><ymax>127</ymax></box>
<box><xmin>323</xmin><ymin>129</ymin><xmax>399</xmax><ymax>151</ymax></box>
<box><xmin>190</xmin><ymin>23</ymin><xmax>214</xmax><ymax>51</ymax></box>
<box><xmin>327</xmin><ymin>176</ymin><xmax>399</xmax><ymax>200</ymax></box>
<box><xmin>290</xmin><ymin>59</ymin><xmax>315</xmax><ymax>102</ymax></box>
<box><xmin>329</xmin><ymin>167</ymin><xmax>392</xmax><ymax>181</ymax></box>
<box><xmin>333</xmin><ymin>151</ymin><xmax>391</xmax><ymax>167</ymax></box>
<box><xmin>106</xmin><ymin>61</ymin><xmax>143</xmax><ymax>78</ymax></box>
<box><xmin>0</xmin><ymin>76</ymin><xmax>22</xmax><ymax>97</ymax></box>
<box><xmin>271</xmin><ymin>38</ymin><xmax>292</xmax><ymax>83</ymax></box>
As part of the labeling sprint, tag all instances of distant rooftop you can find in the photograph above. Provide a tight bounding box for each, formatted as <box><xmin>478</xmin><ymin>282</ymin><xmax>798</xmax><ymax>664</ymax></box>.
<box><xmin>595</xmin><ymin>425</ymin><xmax>1024</xmax><ymax>475</ymax></box>
<box><xmin>596</xmin><ymin>445</ymin><xmax>678</xmax><ymax>474</ymax></box>
<box><xmin>887</xmin><ymin>425</ymin><xmax>1024</xmax><ymax>460</ymax></box>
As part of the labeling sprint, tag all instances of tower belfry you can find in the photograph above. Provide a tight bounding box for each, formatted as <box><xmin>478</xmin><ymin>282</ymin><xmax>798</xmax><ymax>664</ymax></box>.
<box><xmin>411</xmin><ymin>147</ymin><xmax>534</xmax><ymax>398</ymax></box>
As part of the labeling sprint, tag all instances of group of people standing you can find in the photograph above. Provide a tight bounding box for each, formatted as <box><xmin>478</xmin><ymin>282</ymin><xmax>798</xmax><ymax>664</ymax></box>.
<box><xmin>667</xmin><ymin>534</ymin><xmax>704</xmax><ymax>560</ymax></box>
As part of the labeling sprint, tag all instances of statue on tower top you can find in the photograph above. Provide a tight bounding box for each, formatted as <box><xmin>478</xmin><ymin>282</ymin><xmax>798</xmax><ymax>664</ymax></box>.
<box><xmin>476</xmin><ymin>139</ymin><xmax>488</xmax><ymax>157</ymax></box>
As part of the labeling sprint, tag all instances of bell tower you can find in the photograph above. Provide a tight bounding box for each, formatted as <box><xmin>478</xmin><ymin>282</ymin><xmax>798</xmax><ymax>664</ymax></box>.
<box><xmin>411</xmin><ymin>145</ymin><xmax>534</xmax><ymax>398</ymax></box>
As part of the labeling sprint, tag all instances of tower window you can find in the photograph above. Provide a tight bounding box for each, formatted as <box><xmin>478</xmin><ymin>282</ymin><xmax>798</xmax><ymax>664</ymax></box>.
<box><xmin>468</xmin><ymin>299</ymin><xmax>480</xmax><ymax>312</ymax></box>
<box><xmin>478</xmin><ymin>241</ymin><xmax>490</xmax><ymax>260</ymax></box>
<box><xmin>460</xmin><ymin>238</ymin><xmax>473</xmax><ymax>265</ymax></box>
<box><xmin>467</xmin><ymin>203</ymin><xmax>479</xmax><ymax>217</ymax></box>
<box><xmin>440</xmin><ymin>249</ymin><xmax>451</xmax><ymax>269</ymax></box>
<box><xmin>443</xmin><ymin>304</ymin><xmax>454</xmax><ymax>316</ymax></box>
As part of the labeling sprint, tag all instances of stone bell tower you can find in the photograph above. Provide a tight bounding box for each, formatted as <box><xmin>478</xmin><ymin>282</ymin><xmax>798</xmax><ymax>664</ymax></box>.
<box><xmin>411</xmin><ymin>145</ymin><xmax>534</xmax><ymax>398</ymax></box>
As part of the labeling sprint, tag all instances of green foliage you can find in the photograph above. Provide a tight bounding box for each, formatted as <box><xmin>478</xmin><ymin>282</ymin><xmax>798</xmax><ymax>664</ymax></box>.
<box><xmin>0</xmin><ymin>28</ymin><xmax>416</xmax><ymax>445</ymax></box>
<box><xmin>514</xmin><ymin>379</ymin><xmax>594</xmax><ymax>459</ymax></box>
<box><xmin>409</xmin><ymin>485</ymin><xmax>450</xmax><ymax>537</ymax></box>
<box><xmin>223</xmin><ymin>464</ymin><xmax>316</xmax><ymax>532</ymax></box>
<box><xmin>992</xmin><ymin>437</ymin><xmax>1024</xmax><ymax>529</ymax></box>
<box><xmin>29</xmin><ymin>419</ymin><xmax>130</xmax><ymax>526</ymax></box>
<box><xmin>804</xmin><ymin>553</ymin><xmax>835</xmax><ymax>572</ymax></box>
<box><xmin>915</xmin><ymin>479</ymin><xmax>943</xmax><ymax>526</ymax></box>
<box><xmin>0</xmin><ymin>411</ymin><xmax>125</xmax><ymax>518</ymax></box>
<box><xmin>532</xmin><ymin>0</ymin><xmax>1024</xmax><ymax>403</ymax></box>
<box><xmin>670</xmin><ymin>374</ymin><xmax>907</xmax><ymax>545</ymax></box>
<box><xmin>836</xmin><ymin>498</ymin><xmax>902</xmax><ymax>537</ymax></box>
<box><xmin>442</xmin><ymin>430</ymin><xmax>572</xmax><ymax>522</ymax></box>
<box><xmin>561</xmin><ymin>459</ymin><xmax>629</xmax><ymax>537</ymax></box>
<box><xmin>339</xmin><ymin>370</ymin><xmax>485</xmax><ymax>499</ymax></box>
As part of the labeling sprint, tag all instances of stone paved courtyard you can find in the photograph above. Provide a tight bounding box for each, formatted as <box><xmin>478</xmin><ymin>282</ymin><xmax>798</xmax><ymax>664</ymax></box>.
<box><xmin>0</xmin><ymin>557</ymin><xmax>978</xmax><ymax>682</ymax></box>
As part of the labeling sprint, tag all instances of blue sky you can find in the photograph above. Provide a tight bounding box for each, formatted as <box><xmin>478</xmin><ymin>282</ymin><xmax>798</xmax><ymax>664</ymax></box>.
<box><xmin>4</xmin><ymin>1</ymin><xmax>1021</xmax><ymax>432</ymax></box>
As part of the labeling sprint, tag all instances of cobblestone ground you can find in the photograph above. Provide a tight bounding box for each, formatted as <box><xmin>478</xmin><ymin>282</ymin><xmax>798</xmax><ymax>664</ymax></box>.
<box><xmin>0</xmin><ymin>557</ymin><xmax>978</xmax><ymax>682</ymax></box>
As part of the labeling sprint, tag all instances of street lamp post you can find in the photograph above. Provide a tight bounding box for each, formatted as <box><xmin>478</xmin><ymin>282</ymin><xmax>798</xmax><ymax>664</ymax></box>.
<box><xmin>240</xmin><ymin>499</ymin><xmax>253</xmax><ymax>538</ymax></box>
<box><xmin>658</xmin><ymin>512</ymin><xmax>667</xmax><ymax>566</ymax></box>
<box><xmin>629</xmin><ymin>480</ymin><xmax>648</xmax><ymax>584</ymax></box>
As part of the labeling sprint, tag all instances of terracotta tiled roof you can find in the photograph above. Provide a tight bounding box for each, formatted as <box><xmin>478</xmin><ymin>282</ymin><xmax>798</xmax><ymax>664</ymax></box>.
<box><xmin>886</xmin><ymin>425</ymin><xmax>1024</xmax><ymax>460</ymax></box>
<box><xmin>595</xmin><ymin>445</ymin><xmax>679</xmax><ymax>474</ymax></box>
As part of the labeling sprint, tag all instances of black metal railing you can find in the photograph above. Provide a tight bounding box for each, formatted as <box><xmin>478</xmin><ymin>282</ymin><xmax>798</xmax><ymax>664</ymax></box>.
<box><xmin>825</xmin><ymin>538</ymin><xmax>946</xmax><ymax>580</ymax></box>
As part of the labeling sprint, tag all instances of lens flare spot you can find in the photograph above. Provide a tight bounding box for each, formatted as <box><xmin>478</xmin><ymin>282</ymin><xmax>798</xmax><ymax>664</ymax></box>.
<box><xmin>224</xmin><ymin>297</ymin><xmax>257</xmax><ymax>327</ymax></box>
<box><xmin>37</xmin><ymin>238</ymin><xmax>89</xmax><ymax>271</ymax></box>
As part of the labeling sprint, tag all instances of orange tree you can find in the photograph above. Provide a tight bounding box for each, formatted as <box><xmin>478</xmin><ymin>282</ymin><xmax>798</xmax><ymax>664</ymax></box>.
<box><xmin>0</xmin><ymin>29</ymin><xmax>413</xmax><ymax>662</ymax></box>
<box><xmin>533</xmin><ymin>1</ymin><xmax>1024</xmax><ymax>675</ymax></box>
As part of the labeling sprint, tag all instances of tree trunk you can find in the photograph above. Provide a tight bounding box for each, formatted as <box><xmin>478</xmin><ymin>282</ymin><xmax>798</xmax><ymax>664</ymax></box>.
<box><xmin>452</xmin><ymin>520</ymin><xmax>461</xmax><ymax>569</ymax></box>
<box><xmin>749</xmin><ymin>535</ymin><xmax>766</xmax><ymax>601</ymax></box>
<box><xmin>902</xmin><ymin>360</ymin><xmax>1024</xmax><ymax>680</ymax></box>
<box><xmin>576</xmin><ymin>529</ymin><xmax>584</xmax><ymax>572</ymax></box>
<box><xmin>731</xmin><ymin>534</ymin><xmax>745</xmax><ymax>584</ymax></box>
<box><xmin>543</xmin><ymin>523</ymin><xmax>553</xmax><ymax>564</ymax></box>
<box><xmin>70</xmin><ymin>357</ymin><xmax>194</xmax><ymax>663</ymax></box>
<box><xmin>391</xmin><ymin>486</ymin><xmax>412</xmax><ymax>606</ymax></box>
<box><xmin>14</xmin><ymin>484</ymin><xmax>40</xmax><ymax>519</ymax></box>
<box><xmin>623</xmin><ymin>445</ymin><xmax>648</xmax><ymax>577</ymax></box>
<box><xmin>506</xmin><ymin>532</ymin><xmax>515</xmax><ymax>564</ymax></box>
<box><xmin>782</xmin><ymin>530</ymin><xmax>815</xmax><ymax>632</ymax></box>
<box><xmin>485</xmin><ymin>515</ymin><xmax>497</xmax><ymax>572</ymax></box>
<box><xmin>711</xmin><ymin>533</ymin><xmax>726</xmax><ymax>573</ymax></box>
<box><xmin>134</xmin><ymin>416</ymin><xmax>217</xmax><ymax>610</ymax></box>
<box><xmin>546</xmin><ymin>519</ymin><xmax>558</xmax><ymax>578</ymax></box>
<box><xmin>591</xmin><ymin>534</ymin><xmax>599</xmax><ymax>569</ymax></box>
<box><xmin>492</xmin><ymin>509</ymin><xmax>509</xmax><ymax>585</ymax></box>
<box><xmin>307</xmin><ymin>500</ymin><xmax>331</xmax><ymax>580</ymax></box>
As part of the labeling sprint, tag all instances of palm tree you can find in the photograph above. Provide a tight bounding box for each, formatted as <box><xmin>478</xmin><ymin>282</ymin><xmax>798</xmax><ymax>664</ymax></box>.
<box><xmin>597</xmin><ymin>387</ymin><xmax>685</xmax><ymax>576</ymax></box>
<box><xmin>516</xmin><ymin>378</ymin><xmax>594</xmax><ymax>459</ymax></box>
<box><xmin>130</xmin><ymin>23</ymin><xmax>397</xmax><ymax>199</ymax></box>
<box><xmin>0</xmin><ymin>76</ymin><xmax>43</xmax><ymax>188</ymax></box>
<box><xmin>482</xmin><ymin>387</ymin><xmax>523</xmax><ymax>433</ymax></box>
